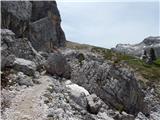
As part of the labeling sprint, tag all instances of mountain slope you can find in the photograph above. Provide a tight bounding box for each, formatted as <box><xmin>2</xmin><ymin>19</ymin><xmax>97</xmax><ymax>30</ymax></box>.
<box><xmin>1</xmin><ymin>1</ymin><xmax>160</xmax><ymax>120</ymax></box>
<box><xmin>112</xmin><ymin>36</ymin><xmax>160</xmax><ymax>58</ymax></box>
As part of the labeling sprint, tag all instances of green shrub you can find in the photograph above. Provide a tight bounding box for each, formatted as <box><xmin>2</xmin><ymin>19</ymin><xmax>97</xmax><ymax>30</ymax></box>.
<box><xmin>116</xmin><ymin>103</ymin><xmax>125</xmax><ymax>113</ymax></box>
<box><xmin>91</xmin><ymin>47</ymin><xmax>134</xmax><ymax>62</ymax></box>
<box><xmin>154</xmin><ymin>58</ymin><xmax>160</xmax><ymax>67</ymax></box>
<box><xmin>76</xmin><ymin>53</ymin><xmax>85</xmax><ymax>66</ymax></box>
<box><xmin>150</xmin><ymin>48</ymin><xmax>156</xmax><ymax>61</ymax></box>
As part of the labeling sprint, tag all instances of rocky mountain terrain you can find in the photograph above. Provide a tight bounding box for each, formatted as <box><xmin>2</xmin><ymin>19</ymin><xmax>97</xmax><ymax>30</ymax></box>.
<box><xmin>1</xmin><ymin>1</ymin><xmax>160</xmax><ymax>120</ymax></box>
<box><xmin>112</xmin><ymin>36</ymin><xmax>160</xmax><ymax>58</ymax></box>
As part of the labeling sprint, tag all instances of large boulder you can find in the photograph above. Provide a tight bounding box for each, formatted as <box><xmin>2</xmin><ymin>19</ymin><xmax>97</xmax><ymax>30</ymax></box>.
<box><xmin>65</xmin><ymin>80</ymin><xmax>89</xmax><ymax>108</ymax></box>
<box><xmin>13</xmin><ymin>58</ymin><xmax>36</xmax><ymax>76</ymax></box>
<box><xmin>72</xmin><ymin>61</ymin><xmax>146</xmax><ymax>115</ymax></box>
<box><xmin>44</xmin><ymin>52</ymin><xmax>71</xmax><ymax>79</ymax></box>
<box><xmin>1</xmin><ymin>1</ymin><xmax>32</xmax><ymax>37</ymax></box>
<box><xmin>29</xmin><ymin>1</ymin><xmax>66</xmax><ymax>51</ymax></box>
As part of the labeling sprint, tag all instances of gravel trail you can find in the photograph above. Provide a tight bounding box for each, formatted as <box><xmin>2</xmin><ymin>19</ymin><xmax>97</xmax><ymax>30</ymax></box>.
<box><xmin>2</xmin><ymin>76</ymin><xmax>53</xmax><ymax>120</ymax></box>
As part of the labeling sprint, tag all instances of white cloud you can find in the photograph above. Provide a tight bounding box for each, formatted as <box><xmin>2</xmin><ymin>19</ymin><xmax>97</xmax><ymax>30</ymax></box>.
<box><xmin>58</xmin><ymin>1</ymin><xmax>159</xmax><ymax>48</ymax></box>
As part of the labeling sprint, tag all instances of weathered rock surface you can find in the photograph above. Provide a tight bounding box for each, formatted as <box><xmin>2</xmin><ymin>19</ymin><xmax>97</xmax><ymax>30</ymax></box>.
<box><xmin>1</xmin><ymin>29</ymin><xmax>15</xmax><ymax>69</ymax></box>
<box><xmin>13</xmin><ymin>58</ymin><xmax>36</xmax><ymax>76</ymax></box>
<box><xmin>29</xmin><ymin>1</ymin><xmax>66</xmax><ymax>51</ymax></box>
<box><xmin>86</xmin><ymin>94</ymin><xmax>102</xmax><ymax>114</ymax></box>
<box><xmin>1</xmin><ymin>29</ymin><xmax>44</xmax><ymax>68</ymax></box>
<box><xmin>44</xmin><ymin>52</ymin><xmax>71</xmax><ymax>79</ymax></box>
<box><xmin>1</xmin><ymin>1</ymin><xmax>32</xmax><ymax>37</ymax></box>
<box><xmin>142</xmin><ymin>86</ymin><xmax>160</xmax><ymax>120</ymax></box>
<box><xmin>29</xmin><ymin>17</ymin><xmax>64</xmax><ymax>51</ymax></box>
<box><xmin>68</xmin><ymin>51</ymin><xmax>146</xmax><ymax>115</ymax></box>
<box><xmin>1</xmin><ymin>54</ymin><xmax>15</xmax><ymax>70</ymax></box>
<box><xmin>45</xmin><ymin>77</ymin><xmax>115</xmax><ymax>120</ymax></box>
<box><xmin>31</xmin><ymin>1</ymin><xmax>60</xmax><ymax>22</ymax></box>
<box><xmin>135</xmin><ymin>112</ymin><xmax>149</xmax><ymax>120</ymax></box>
<box><xmin>16</xmin><ymin>72</ymin><xmax>34</xmax><ymax>86</ymax></box>
<box><xmin>1</xmin><ymin>1</ymin><xmax>66</xmax><ymax>52</ymax></box>
<box><xmin>65</xmin><ymin>80</ymin><xmax>89</xmax><ymax>108</ymax></box>
<box><xmin>112</xmin><ymin>36</ymin><xmax>160</xmax><ymax>58</ymax></box>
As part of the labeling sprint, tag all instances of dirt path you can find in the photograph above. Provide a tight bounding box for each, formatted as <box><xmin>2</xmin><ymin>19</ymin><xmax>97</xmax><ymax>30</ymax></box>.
<box><xmin>2</xmin><ymin>76</ymin><xmax>53</xmax><ymax>120</ymax></box>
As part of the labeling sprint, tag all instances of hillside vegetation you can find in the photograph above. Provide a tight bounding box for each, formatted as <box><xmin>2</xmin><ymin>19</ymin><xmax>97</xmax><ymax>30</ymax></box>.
<box><xmin>66</xmin><ymin>41</ymin><xmax>160</xmax><ymax>89</ymax></box>
<box><xmin>91</xmin><ymin>47</ymin><xmax>160</xmax><ymax>96</ymax></box>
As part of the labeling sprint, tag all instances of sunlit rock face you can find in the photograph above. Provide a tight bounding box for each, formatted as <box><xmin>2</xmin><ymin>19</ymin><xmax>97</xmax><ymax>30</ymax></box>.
<box><xmin>72</xmin><ymin>61</ymin><xmax>146</xmax><ymax>115</ymax></box>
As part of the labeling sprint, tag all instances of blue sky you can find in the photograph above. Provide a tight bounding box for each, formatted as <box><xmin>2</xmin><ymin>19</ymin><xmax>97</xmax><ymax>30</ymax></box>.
<box><xmin>57</xmin><ymin>0</ymin><xmax>159</xmax><ymax>48</ymax></box>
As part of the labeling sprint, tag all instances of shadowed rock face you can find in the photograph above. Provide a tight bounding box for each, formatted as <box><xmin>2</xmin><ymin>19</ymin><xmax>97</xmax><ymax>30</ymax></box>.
<box><xmin>29</xmin><ymin>16</ymin><xmax>65</xmax><ymax>51</ymax></box>
<box><xmin>29</xmin><ymin>1</ymin><xmax>66</xmax><ymax>51</ymax></box>
<box><xmin>1</xmin><ymin>1</ymin><xmax>66</xmax><ymax>51</ymax></box>
<box><xmin>31</xmin><ymin>1</ymin><xmax>60</xmax><ymax>22</ymax></box>
<box><xmin>1</xmin><ymin>1</ymin><xmax>32</xmax><ymax>37</ymax></box>
<box><xmin>112</xmin><ymin>36</ymin><xmax>160</xmax><ymax>58</ymax></box>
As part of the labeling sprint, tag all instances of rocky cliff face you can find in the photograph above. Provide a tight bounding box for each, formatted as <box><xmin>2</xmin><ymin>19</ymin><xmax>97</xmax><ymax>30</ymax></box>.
<box><xmin>72</xmin><ymin>61</ymin><xmax>145</xmax><ymax>115</ymax></box>
<box><xmin>1</xmin><ymin>1</ymin><xmax>32</xmax><ymax>37</ymax></box>
<box><xmin>112</xmin><ymin>36</ymin><xmax>160</xmax><ymax>58</ymax></box>
<box><xmin>1</xmin><ymin>1</ymin><xmax>66</xmax><ymax>51</ymax></box>
<box><xmin>29</xmin><ymin>1</ymin><xmax>66</xmax><ymax>51</ymax></box>
<box><xmin>63</xmin><ymin>50</ymin><xmax>148</xmax><ymax>115</ymax></box>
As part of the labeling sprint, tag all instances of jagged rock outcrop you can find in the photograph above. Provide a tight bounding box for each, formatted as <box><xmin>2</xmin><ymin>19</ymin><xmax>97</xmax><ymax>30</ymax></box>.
<box><xmin>29</xmin><ymin>1</ymin><xmax>66</xmax><ymax>51</ymax></box>
<box><xmin>1</xmin><ymin>1</ymin><xmax>66</xmax><ymax>52</ymax></box>
<box><xmin>112</xmin><ymin>36</ymin><xmax>160</xmax><ymax>58</ymax></box>
<box><xmin>1</xmin><ymin>29</ymin><xmax>44</xmax><ymax>68</ymax></box>
<box><xmin>63</xmin><ymin>49</ymin><xmax>146</xmax><ymax>115</ymax></box>
<box><xmin>44</xmin><ymin>52</ymin><xmax>71</xmax><ymax>79</ymax></box>
<box><xmin>1</xmin><ymin>29</ymin><xmax>15</xmax><ymax>69</ymax></box>
<box><xmin>1</xmin><ymin>1</ymin><xmax>32</xmax><ymax>37</ymax></box>
<box><xmin>65</xmin><ymin>50</ymin><xmax>147</xmax><ymax>115</ymax></box>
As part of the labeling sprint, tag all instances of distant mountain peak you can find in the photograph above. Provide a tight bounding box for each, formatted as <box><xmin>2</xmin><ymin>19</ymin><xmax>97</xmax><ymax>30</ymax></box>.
<box><xmin>143</xmin><ymin>36</ymin><xmax>160</xmax><ymax>45</ymax></box>
<box><xmin>113</xmin><ymin>36</ymin><xmax>160</xmax><ymax>58</ymax></box>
